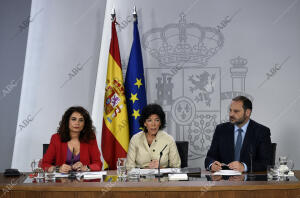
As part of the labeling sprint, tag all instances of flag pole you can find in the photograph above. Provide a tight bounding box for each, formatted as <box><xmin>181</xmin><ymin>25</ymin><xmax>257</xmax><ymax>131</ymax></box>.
<box><xmin>133</xmin><ymin>6</ymin><xmax>137</xmax><ymax>19</ymax></box>
<box><xmin>111</xmin><ymin>8</ymin><xmax>116</xmax><ymax>21</ymax></box>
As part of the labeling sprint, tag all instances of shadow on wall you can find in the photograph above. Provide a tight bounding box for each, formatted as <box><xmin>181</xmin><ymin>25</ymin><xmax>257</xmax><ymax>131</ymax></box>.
<box><xmin>0</xmin><ymin>0</ymin><xmax>32</xmax><ymax>171</ymax></box>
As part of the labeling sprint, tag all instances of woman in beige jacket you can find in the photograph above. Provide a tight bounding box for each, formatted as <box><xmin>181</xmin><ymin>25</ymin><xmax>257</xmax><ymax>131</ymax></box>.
<box><xmin>126</xmin><ymin>104</ymin><xmax>181</xmax><ymax>169</ymax></box>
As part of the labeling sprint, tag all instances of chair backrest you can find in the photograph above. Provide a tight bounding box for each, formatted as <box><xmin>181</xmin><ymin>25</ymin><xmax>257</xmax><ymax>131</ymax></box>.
<box><xmin>43</xmin><ymin>144</ymin><xmax>49</xmax><ymax>156</ymax></box>
<box><xmin>175</xmin><ymin>141</ymin><xmax>189</xmax><ymax>168</ymax></box>
<box><xmin>271</xmin><ymin>143</ymin><xmax>277</xmax><ymax>165</ymax></box>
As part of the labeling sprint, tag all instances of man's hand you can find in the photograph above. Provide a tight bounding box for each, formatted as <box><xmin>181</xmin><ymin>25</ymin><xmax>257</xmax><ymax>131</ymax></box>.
<box><xmin>228</xmin><ymin>161</ymin><xmax>244</xmax><ymax>172</ymax></box>
<box><xmin>211</xmin><ymin>161</ymin><xmax>222</xmax><ymax>172</ymax></box>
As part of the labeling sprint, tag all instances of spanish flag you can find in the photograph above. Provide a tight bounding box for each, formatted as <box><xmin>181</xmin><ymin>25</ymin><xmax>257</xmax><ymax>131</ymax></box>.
<box><xmin>101</xmin><ymin>20</ymin><xmax>129</xmax><ymax>170</ymax></box>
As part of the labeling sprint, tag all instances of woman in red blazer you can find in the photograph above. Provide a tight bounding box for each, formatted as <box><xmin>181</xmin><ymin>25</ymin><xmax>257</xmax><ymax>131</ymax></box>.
<box><xmin>42</xmin><ymin>106</ymin><xmax>102</xmax><ymax>173</ymax></box>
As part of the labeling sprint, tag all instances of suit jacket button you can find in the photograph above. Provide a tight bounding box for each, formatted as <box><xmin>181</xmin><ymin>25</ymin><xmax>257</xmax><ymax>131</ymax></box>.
<box><xmin>153</xmin><ymin>149</ymin><xmax>155</xmax><ymax>152</ymax></box>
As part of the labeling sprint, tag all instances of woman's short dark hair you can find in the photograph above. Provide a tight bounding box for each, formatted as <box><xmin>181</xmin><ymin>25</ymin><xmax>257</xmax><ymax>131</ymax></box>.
<box><xmin>58</xmin><ymin>106</ymin><xmax>96</xmax><ymax>143</ymax></box>
<box><xmin>139</xmin><ymin>104</ymin><xmax>166</xmax><ymax>132</ymax></box>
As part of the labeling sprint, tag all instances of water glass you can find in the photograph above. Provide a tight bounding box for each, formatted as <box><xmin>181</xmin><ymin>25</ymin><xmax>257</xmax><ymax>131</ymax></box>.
<box><xmin>31</xmin><ymin>159</ymin><xmax>44</xmax><ymax>179</ymax></box>
<box><xmin>45</xmin><ymin>173</ymin><xmax>55</xmax><ymax>181</ymax></box>
<box><xmin>127</xmin><ymin>168</ymin><xmax>140</xmax><ymax>181</ymax></box>
<box><xmin>117</xmin><ymin>158</ymin><xmax>127</xmax><ymax>178</ymax></box>
<box><xmin>278</xmin><ymin>156</ymin><xmax>294</xmax><ymax>176</ymax></box>
<box><xmin>267</xmin><ymin>165</ymin><xmax>279</xmax><ymax>180</ymax></box>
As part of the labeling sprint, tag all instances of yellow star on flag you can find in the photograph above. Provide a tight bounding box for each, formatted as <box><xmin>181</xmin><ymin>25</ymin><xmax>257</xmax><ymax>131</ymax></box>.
<box><xmin>134</xmin><ymin>78</ymin><xmax>143</xmax><ymax>89</ymax></box>
<box><xmin>132</xmin><ymin>109</ymin><xmax>140</xmax><ymax>120</ymax></box>
<box><xmin>130</xmin><ymin>93</ymin><xmax>139</xmax><ymax>104</ymax></box>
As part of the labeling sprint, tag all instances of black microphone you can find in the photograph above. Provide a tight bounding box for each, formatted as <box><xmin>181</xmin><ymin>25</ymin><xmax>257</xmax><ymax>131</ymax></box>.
<box><xmin>71</xmin><ymin>148</ymin><xmax>75</xmax><ymax>166</ymax></box>
<box><xmin>69</xmin><ymin>148</ymin><xmax>76</xmax><ymax>180</ymax></box>
<box><xmin>248</xmin><ymin>145</ymin><xmax>255</xmax><ymax>178</ymax></box>
<box><xmin>158</xmin><ymin>145</ymin><xmax>168</xmax><ymax>179</ymax></box>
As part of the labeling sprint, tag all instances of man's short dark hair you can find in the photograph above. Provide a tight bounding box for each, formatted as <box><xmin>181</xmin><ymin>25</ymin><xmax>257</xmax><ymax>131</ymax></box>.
<box><xmin>139</xmin><ymin>104</ymin><xmax>166</xmax><ymax>132</ymax></box>
<box><xmin>232</xmin><ymin>96</ymin><xmax>252</xmax><ymax>111</ymax></box>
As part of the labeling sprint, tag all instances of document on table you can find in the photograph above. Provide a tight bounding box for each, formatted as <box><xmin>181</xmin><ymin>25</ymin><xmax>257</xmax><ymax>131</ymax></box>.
<box><xmin>139</xmin><ymin>168</ymin><xmax>181</xmax><ymax>175</ymax></box>
<box><xmin>213</xmin><ymin>170</ymin><xmax>241</xmax><ymax>176</ymax></box>
<box><xmin>168</xmin><ymin>174</ymin><xmax>188</xmax><ymax>181</ymax></box>
<box><xmin>54</xmin><ymin>171</ymin><xmax>107</xmax><ymax>179</ymax></box>
<box><xmin>53</xmin><ymin>172</ymin><xmax>69</xmax><ymax>178</ymax></box>
<box><xmin>80</xmin><ymin>171</ymin><xmax>107</xmax><ymax>179</ymax></box>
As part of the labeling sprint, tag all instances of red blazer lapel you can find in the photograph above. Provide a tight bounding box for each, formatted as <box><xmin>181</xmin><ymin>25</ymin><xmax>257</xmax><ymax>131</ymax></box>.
<box><xmin>80</xmin><ymin>142</ymin><xmax>88</xmax><ymax>165</ymax></box>
<box><xmin>61</xmin><ymin>142</ymin><xmax>67</xmax><ymax>165</ymax></box>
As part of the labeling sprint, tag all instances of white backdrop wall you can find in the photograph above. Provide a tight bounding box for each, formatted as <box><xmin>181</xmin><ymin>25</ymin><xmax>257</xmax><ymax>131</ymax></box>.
<box><xmin>110</xmin><ymin>0</ymin><xmax>300</xmax><ymax>169</ymax></box>
<box><xmin>9</xmin><ymin>0</ymin><xmax>300</xmax><ymax>171</ymax></box>
<box><xmin>11</xmin><ymin>0</ymin><xmax>106</xmax><ymax>171</ymax></box>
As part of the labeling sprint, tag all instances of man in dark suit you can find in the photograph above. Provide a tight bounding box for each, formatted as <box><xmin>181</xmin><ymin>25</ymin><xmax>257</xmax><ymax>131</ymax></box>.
<box><xmin>205</xmin><ymin>96</ymin><xmax>272</xmax><ymax>172</ymax></box>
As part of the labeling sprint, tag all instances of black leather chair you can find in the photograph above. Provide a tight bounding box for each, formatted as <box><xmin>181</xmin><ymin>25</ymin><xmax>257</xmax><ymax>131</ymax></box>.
<box><xmin>271</xmin><ymin>143</ymin><xmax>277</xmax><ymax>165</ymax></box>
<box><xmin>175</xmin><ymin>141</ymin><xmax>189</xmax><ymax>168</ymax></box>
<box><xmin>43</xmin><ymin>144</ymin><xmax>49</xmax><ymax>156</ymax></box>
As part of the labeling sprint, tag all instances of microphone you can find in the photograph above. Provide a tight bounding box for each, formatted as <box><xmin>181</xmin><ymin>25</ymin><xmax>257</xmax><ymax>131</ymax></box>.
<box><xmin>69</xmin><ymin>148</ymin><xmax>76</xmax><ymax>180</ymax></box>
<box><xmin>71</xmin><ymin>148</ymin><xmax>75</xmax><ymax>166</ymax></box>
<box><xmin>158</xmin><ymin>145</ymin><xmax>168</xmax><ymax>179</ymax></box>
<box><xmin>248</xmin><ymin>145</ymin><xmax>255</xmax><ymax>179</ymax></box>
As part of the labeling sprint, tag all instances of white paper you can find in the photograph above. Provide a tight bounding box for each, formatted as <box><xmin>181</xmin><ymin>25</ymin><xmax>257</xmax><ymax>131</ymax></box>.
<box><xmin>213</xmin><ymin>170</ymin><xmax>242</xmax><ymax>175</ymax></box>
<box><xmin>168</xmin><ymin>173</ymin><xmax>188</xmax><ymax>180</ymax></box>
<box><xmin>78</xmin><ymin>171</ymin><xmax>107</xmax><ymax>178</ymax></box>
<box><xmin>83</xmin><ymin>174</ymin><xmax>103</xmax><ymax>179</ymax></box>
<box><xmin>161</xmin><ymin>168</ymin><xmax>181</xmax><ymax>173</ymax></box>
<box><xmin>54</xmin><ymin>171</ymin><xmax>107</xmax><ymax>178</ymax></box>
<box><xmin>81</xmin><ymin>171</ymin><xmax>107</xmax><ymax>175</ymax></box>
<box><xmin>53</xmin><ymin>173</ymin><xmax>69</xmax><ymax>178</ymax></box>
<box><xmin>139</xmin><ymin>168</ymin><xmax>181</xmax><ymax>175</ymax></box>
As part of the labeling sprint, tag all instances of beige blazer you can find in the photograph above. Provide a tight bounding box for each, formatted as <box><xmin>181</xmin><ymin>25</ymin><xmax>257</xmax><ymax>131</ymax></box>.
<box><xmin>126</xmin><ymin>130</ymin><xmax>181</xmax><ymax>168</ymax></box>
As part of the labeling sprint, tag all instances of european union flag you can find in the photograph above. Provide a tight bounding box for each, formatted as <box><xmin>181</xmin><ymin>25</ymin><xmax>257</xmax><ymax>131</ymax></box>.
<box><xmin>125</xmin><ymin>18</ymin><xmax>147</xmax><ymax>138</ymax></box>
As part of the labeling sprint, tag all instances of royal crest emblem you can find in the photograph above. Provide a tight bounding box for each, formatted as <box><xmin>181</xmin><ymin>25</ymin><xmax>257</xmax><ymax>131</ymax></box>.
<box><xmin>104</xmin><ymin>78</ymin><xmax>125</xmax><ymax>120</ymax></box>
<box><xmin>140</xmin><ymin>13</ymin><xmax>254</xmax><ymax>167</ymax></box>
<box><xmin>189</xmin><ymin>71</ymin><xmax>216</xmax><ymax>107</ymax></box>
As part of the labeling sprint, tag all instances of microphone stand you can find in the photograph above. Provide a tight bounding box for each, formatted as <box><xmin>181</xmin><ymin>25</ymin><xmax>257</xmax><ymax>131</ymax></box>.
<box><xmin>68</xmin><ymin>148</ymin><xmax>76</xmax><ymax>180</ymax></box>
<box><xmin>248</xmin><ymin>145</ymin><xmax>255</xmax><ymax>180</ymax></box>
<box><xmin>158</xmin><ymin>145</ymin><xmax>167</xmax><ymax>182</ymax></box>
